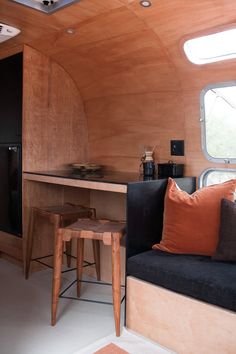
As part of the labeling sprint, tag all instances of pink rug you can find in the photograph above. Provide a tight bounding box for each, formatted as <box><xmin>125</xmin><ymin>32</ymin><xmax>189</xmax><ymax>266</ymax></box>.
<box><xmin>93</xmin><ymin>342</ymin><xmax>129</xmax><ymax>354</ymax></box>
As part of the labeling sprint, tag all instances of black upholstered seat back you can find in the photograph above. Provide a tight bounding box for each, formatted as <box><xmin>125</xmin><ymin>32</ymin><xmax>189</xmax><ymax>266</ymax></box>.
<box><xmin>126</xmin><ymin>177</ymin><xmax>196</xmax><ymax>259</ymax></box>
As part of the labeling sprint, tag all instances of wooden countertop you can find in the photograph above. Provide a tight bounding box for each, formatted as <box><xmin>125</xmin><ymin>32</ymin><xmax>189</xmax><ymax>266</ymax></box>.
<box><xmin>23</xmin><ymin>170</ymin><xmax>144</xmax><ymax>193</ymax></box>
<box><xmin>23</xmin><ymin>170</ymin><xmax>194</xmax><ymax>194</ymax></box>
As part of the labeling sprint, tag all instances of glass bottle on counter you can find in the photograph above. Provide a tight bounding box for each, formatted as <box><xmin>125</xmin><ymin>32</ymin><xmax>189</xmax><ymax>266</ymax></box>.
<box><xmin>141</xmin><ymin>146</ymin><xmax>156</xmax><ymax>177</ymax></box>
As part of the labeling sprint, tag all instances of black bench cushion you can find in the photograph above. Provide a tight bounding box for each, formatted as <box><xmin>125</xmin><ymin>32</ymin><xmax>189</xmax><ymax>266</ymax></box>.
<box><xmin>127</xmin><ymin>250</ymin><xmax>236</xmax><ymax>312</ymax></box>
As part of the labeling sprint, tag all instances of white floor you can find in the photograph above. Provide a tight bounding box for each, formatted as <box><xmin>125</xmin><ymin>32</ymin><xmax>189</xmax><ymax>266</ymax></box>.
<box><xmin>0</xmin><ymin>259</ymin><xmax>173</xmax><ymax>354</ymax></box>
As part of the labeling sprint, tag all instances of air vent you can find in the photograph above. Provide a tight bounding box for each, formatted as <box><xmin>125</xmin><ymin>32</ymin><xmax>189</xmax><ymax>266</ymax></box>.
<box><xmin>0</xmin><ymin>23</ymin><xmax>21</xmax><ymax>43</ymax></box>
<box><xmin>11</xmin><ymin>0</ymin><xmax>80</xmax><ymax>14</ymax></box>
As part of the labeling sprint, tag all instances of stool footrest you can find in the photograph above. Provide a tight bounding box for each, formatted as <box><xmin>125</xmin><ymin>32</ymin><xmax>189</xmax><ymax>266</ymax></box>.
<box><xmin>59</xmin><ymin>295</ymin><xmax>125</xmax><ymax>305</ymax></box>
<box><xmin>34</xmin><ymin>259</ymin><xmax>54</xmax><ymax>269</ymax></box>
<box><xmin>59</xmin><ymin>278</ymin><xmax>125</xmax><ymax>306</ymax></box>
<box><xmin>31</xmin><ymin>254</ymin><xmax>53</xmax><ymax>261</ymax></box>
<box><xmin>60</xmin><ymin>295</ymin><xmax>114</xmax><ymax>306</ymax></box>
<box><xmin>61</xmin><ymin>262</ymin><xmax>95</xmax><ymax>273</ymax></box>
<box><xmin>31</xmin><ymin>254</ymin><xmax>95</xmax><ymax>273</ymax></box>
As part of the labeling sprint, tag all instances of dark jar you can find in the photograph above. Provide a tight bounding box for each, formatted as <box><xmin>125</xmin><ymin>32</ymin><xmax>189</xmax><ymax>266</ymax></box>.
<box><xmin>143</xmin><ymin>161</ymin><xmax>155</xmax><ymax>176</ymax></box>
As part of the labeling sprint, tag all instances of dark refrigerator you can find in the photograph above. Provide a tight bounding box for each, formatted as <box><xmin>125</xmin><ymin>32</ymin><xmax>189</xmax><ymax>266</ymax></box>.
<box><xmin>0</xmin><ymin>53</ymin><xmax>23</xmax><ymax>236</ymax></box>
<box><xmin>0</xmin><ymin>144</ymin><xmax>22</xmax><ymax>236</ymax></box>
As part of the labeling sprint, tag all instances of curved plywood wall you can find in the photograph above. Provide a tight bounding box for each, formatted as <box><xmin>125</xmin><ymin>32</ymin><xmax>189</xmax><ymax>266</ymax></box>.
<box><xmin>1</xmin><ymin>0</ymin><xmax>236</xmax><ymax>176</ymax></box>
<box><xmin>22</xmin><ymin>45</ymin><xmax>89</xmax><ymax>171</ymax></box>
<box><xmin>33</xmin><ymin>6</ymin><xmax>185</xmax><ymax>172</ymax></box>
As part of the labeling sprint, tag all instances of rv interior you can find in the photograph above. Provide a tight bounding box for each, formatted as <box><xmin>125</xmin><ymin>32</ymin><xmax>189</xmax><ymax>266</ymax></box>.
<box><xmin>0</xmin><ymin>0</ymin><xmax>236</xmax><ymax>353</ymax></box>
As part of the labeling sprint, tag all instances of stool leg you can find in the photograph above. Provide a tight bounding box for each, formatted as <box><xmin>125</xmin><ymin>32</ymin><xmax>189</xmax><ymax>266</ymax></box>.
<box><xmin>92</xmin><ymin>240</ymin><xmax>101</xmax><ymax>281</ymax></box>
<box><xmin>51</xmin><ymin>230</ymin><xmax>63</xmax><ymax>326</ymax></box>
<box><xmin>61</xmin><ymin>218</ymin><xmax>74</xmax><ymax>268</ymax></box>
<box><xmin>24</xmin><ymin>209</ymin><xmax>35</xmax><ymax>279</ymax></box>
<box><xmin>111</xmin><ymin>233</ymin><xmax>121</xmax><ymax>337</ymax></box>
<box><xmin>77</xmin><ymin>238</ymin><xmax>84</xmax><ymax>298</ymax></box>
<box><xmin>65</xmin><ymin>240</ymin><xmax>72</xmax><ymax>268</ymax></box>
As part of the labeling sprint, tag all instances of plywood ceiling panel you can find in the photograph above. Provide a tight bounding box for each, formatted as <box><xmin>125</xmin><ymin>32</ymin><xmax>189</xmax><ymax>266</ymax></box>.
<box><xmin>36</xmin><ymin>7</ymin><xmax>147</xmax><ymax>51</ymax></box>
<box><xmin>40</xmin><ymin>28</ymin><xmax>177</xmax><ymax>96</ymax></box>
<box><xmin>2</xmin><ymin>0</ymin><xmax>236</xmax><ymax>89</ymax></box>
<box><xmin>124</xmin><ymin>0</ymin><xmax>236</xmax><ymax>88</ymax></box>
<box><xmin>0</xmin><ymin>0</ymin><xmax>124</xmax><ymax>50</ymax></box>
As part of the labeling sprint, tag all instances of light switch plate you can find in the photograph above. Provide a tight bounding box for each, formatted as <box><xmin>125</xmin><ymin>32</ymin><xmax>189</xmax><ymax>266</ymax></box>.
<box><xmin>171</xmin><ymin>140</ymin><xmax>185</xmax><ymax>156</ymax></box>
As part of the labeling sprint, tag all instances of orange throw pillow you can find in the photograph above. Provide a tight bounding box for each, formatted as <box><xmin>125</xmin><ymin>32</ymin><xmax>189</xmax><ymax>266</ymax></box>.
<box><xmin>153</xmin><ymin>178</ymin><xmax>236</xmax><ymax>256</ymax></box>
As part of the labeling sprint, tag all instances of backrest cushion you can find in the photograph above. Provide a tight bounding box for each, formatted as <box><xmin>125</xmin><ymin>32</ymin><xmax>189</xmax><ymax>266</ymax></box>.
<box><xmin>152</xmin><ymin>178</ymin><xmax>236</xmax><ymax>256</ymax></box>
<box><xmin>212</xmin><ymin>199</ymin><xmax>236</xmax><ymax>262</ymax></box>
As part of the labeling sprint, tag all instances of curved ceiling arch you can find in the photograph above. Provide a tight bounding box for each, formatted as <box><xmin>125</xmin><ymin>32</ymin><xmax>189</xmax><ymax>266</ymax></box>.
<box><xmin>2</xmin><ymin>0</ymin><xmax>236</xmax><ymax>96</ymax></box>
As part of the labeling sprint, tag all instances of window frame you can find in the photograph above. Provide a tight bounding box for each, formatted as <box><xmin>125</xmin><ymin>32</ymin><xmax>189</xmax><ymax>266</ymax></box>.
<box><xmin>183</xmin><ymin>28</ymin><xmax>236</xmax><ymax>65</ymax></box>
<box><xmin>199</xmin><ymin>167</ymin><xmax>236</xmax><ymax>187</ymax></box>
<box><xmin>200</xmin><ymin>80</ymin><xmax>236</xmax><ymax>164</ymax></box>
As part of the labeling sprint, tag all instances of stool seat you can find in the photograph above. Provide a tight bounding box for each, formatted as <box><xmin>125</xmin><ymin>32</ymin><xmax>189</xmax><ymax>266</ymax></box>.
<box><xmin>24</xmin><ymin>204</ymin><xmax>97</xmax><ymax>279</ymax></box>
<box><xmin>60</xmin><ymin>219</ymin><xmax>126</xmax><ymax>243</ymax></box>
<box><xmin>38</xmin><ymin>204</ymin><xmax>89</xmax><ymax>214</ymax></box>
<box><xmin>52</xmin><ymin>218</ymin><xmax>126</xmax><ymax>336</ymax></box>
<box><xmin>32</xmin><ymin>204</ymin><xmax>94</xmax><ymax>221</ymax></box>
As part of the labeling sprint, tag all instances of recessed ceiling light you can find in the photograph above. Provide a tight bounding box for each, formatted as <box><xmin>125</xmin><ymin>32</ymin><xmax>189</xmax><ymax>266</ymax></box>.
<box><xmin>140</xmin><ymin>0</ymin><xmax>152</xmax><ymax>7</ymax></box>
<box><xmin>66</xmin><ymin>28</ymin><xmax>76</xmax><ymax>34</ymax></box>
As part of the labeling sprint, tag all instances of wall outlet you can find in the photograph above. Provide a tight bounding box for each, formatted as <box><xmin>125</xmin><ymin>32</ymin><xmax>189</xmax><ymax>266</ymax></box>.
<box><xmin>171</xmin><ymin>140</ymin><xmax>185</xmax><ymax>156</ymax></box>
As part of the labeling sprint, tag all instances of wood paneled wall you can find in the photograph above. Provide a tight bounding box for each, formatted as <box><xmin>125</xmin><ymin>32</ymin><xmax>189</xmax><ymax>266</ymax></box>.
<box><xmin>2</xmin><ymin>0</ymin><xmax>236</xmax><ymax>178</ymax></box>
<box><xmin>80</xmin><ymin>2</ymin><xmax>236</xmax><ymax>175</ymax></box>
<box><xmin>23</xmin><ymin>45</ymin><xmax>89</xmax><ymax>171</ymax></box>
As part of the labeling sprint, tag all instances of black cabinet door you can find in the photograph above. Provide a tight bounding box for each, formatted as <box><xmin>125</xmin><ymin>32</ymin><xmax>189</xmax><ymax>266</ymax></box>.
<box><xmin>0</xmin><ymin>144</ymin><xmax>22</xmax><ymax>236</ymax></box>
<box><xmin>0</xmin><ymin>53</ymin><xmax>22</xmax><ymax>143</ymax></box>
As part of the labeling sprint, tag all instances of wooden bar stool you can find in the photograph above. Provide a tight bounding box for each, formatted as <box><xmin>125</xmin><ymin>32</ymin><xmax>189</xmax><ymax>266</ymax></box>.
<box><xmin>52</xmin><ymin>218</ymin><xmax>126</xmax><ymax>336</ymax></box>
<box><xmin>24</xmin><ymin>204</ymin><xmax>100</xmax><ymax>280</ymax></box>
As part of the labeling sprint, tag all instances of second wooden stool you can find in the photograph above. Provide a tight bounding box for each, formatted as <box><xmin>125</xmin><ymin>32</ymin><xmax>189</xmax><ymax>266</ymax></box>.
<box><xmin>24</xmin><ymin>204</ymin><xmax>100</xmax><ymax>280</ymax></box>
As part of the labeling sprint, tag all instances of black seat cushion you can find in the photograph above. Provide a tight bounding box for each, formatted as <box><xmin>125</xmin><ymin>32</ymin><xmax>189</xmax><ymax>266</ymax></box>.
<box><xmin>127</xmin><ymin>250</ymin><xmax>236</xmax><ymax>312</ymax></box>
